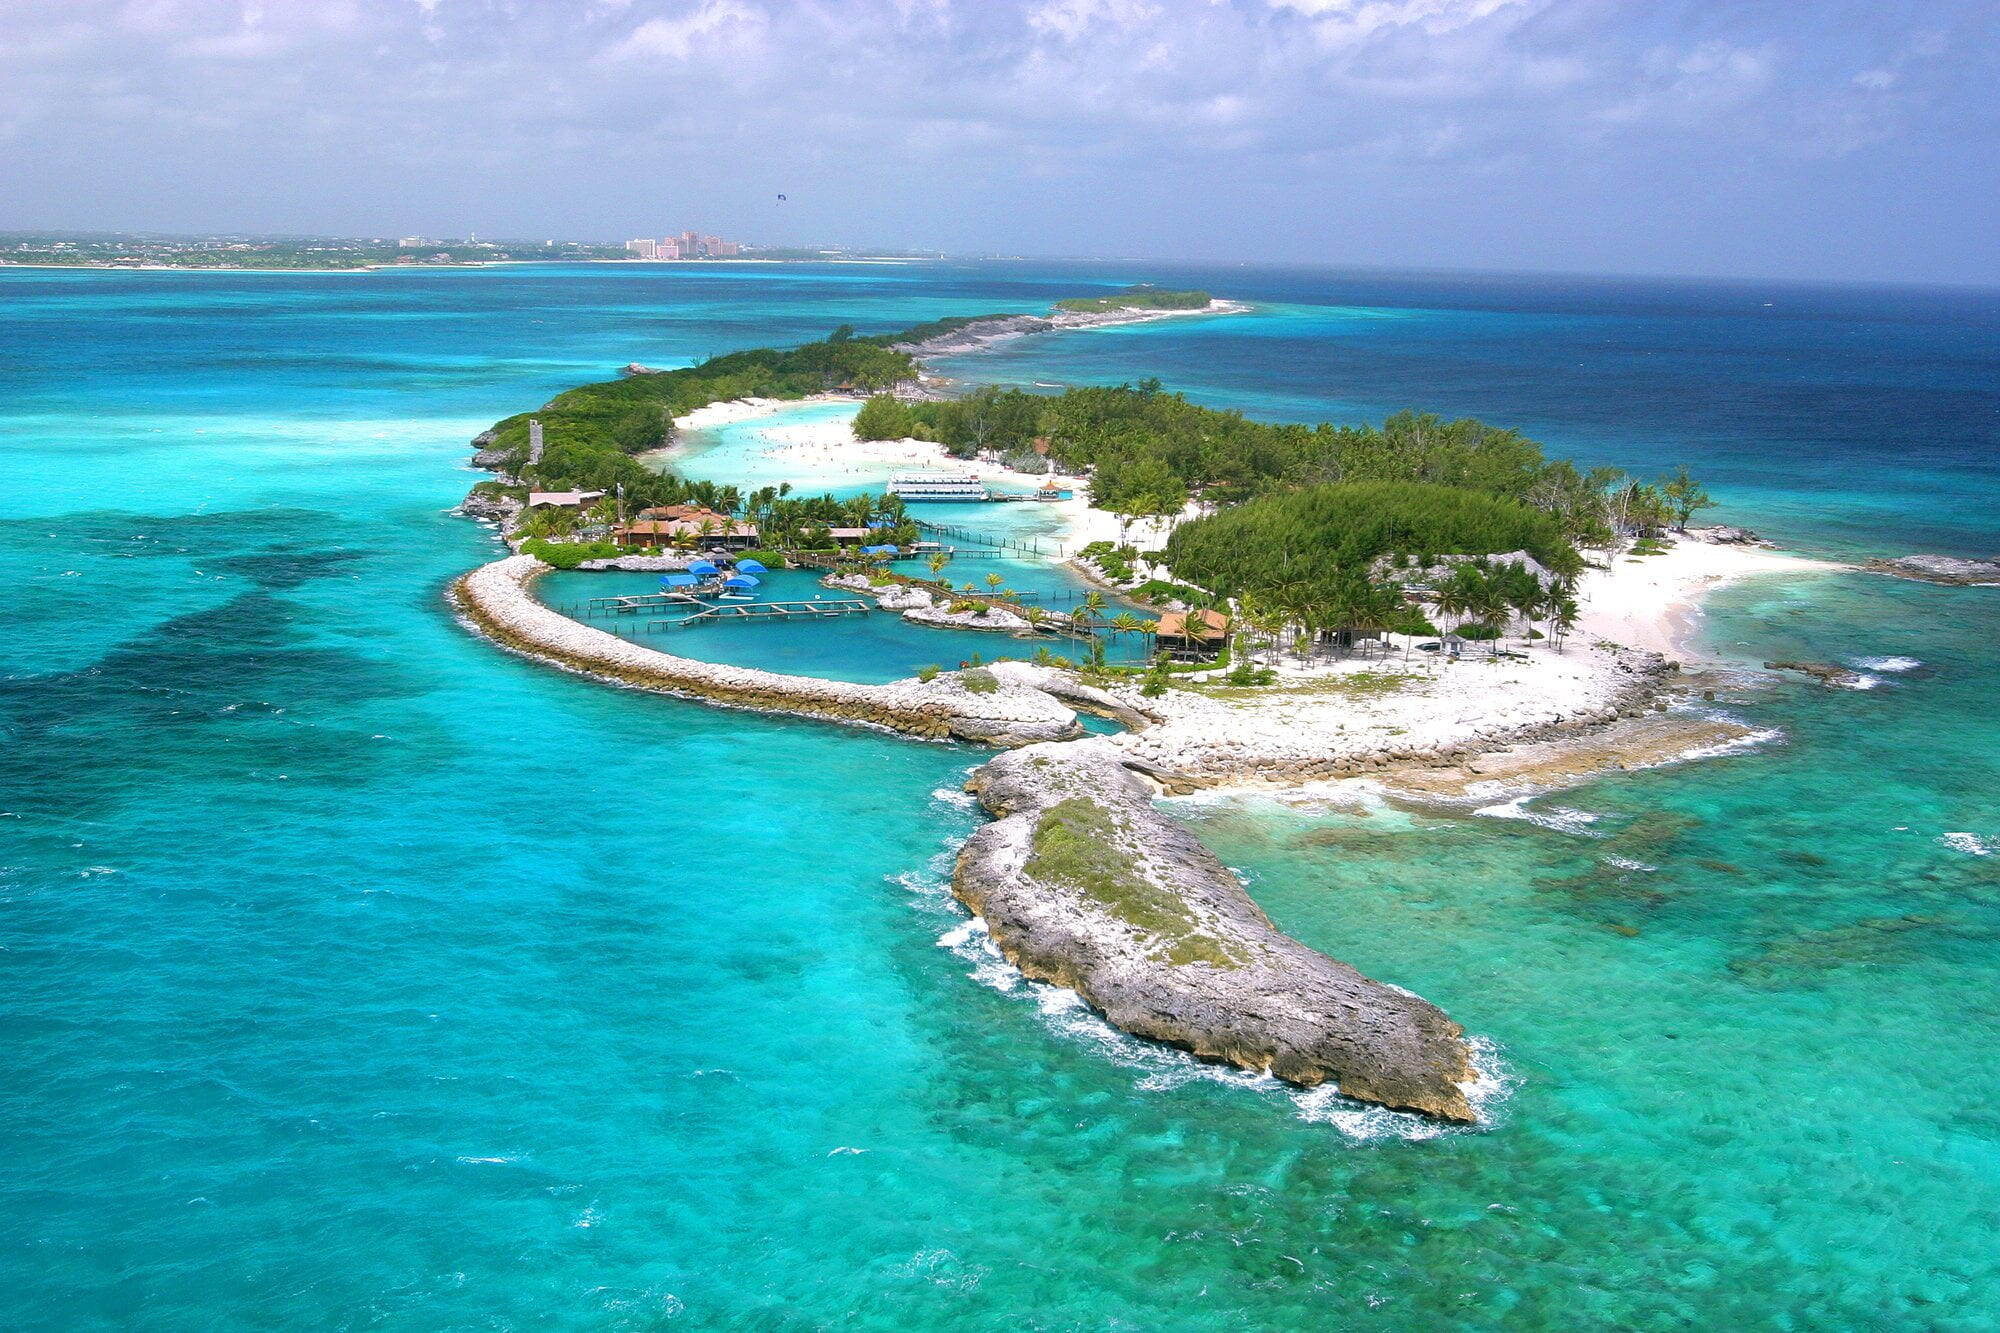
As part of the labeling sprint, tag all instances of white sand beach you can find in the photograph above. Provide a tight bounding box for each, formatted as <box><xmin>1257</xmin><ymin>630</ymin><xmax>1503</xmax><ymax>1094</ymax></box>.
<box><xmin>1574</xmin><ymin>534</ymin><xmax>1842</xmax><ymax>661</ymax></box>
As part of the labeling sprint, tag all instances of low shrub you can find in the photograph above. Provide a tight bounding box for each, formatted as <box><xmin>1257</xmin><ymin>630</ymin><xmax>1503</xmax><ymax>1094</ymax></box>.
<box><xmin>521</xmin><ymin>538</ymin><xmax>624</xmax><ymax>570</ymax></box>
<box><xmin>960</xmin><ymin>668</ymin><xmax>1000</xmax><ymax>695</ymax></box>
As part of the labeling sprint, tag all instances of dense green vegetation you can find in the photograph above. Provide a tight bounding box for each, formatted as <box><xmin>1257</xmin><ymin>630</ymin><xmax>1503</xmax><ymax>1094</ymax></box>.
<box><xmin>1054</xmin><ymin>287</ymin><xmax>1211</xmax><ymax>313</ymax></box>
<box><xmin>1165</xmin><ymin>482</ymin><xmax>1574</xmax><ymax>594</ymax></box>
<box><xmin>855</xmin><ymin>380</ymin><xmax>1702</xmax><ymax>552</ymax></box>
<box><xmin>479</xmin><ymin>298</ymin><xmax>1702</xmax><ymax>664</ymax></box>
<box><xmin>481</xmin><ymin>326</ymin><xmax>922</xmax><ymax>506</ymax></box>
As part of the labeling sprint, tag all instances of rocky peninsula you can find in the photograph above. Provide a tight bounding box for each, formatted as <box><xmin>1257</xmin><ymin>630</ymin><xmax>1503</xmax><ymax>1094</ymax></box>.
<box><xmin>889</xmin><ymin>298</ymin><xmax>1246</xmax><ymax>360</ymax></box>
<box><xmin>956</xmin><ymin>739</ymin><xmax>1479</xmax><ymax>1121</ymax></box>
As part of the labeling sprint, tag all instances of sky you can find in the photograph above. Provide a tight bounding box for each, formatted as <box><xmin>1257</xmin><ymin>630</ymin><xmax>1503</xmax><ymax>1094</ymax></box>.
<box><xmin>0</xmin><ymin>0</ymin><xmax>1994</xmax><ymax>283</ymax></box>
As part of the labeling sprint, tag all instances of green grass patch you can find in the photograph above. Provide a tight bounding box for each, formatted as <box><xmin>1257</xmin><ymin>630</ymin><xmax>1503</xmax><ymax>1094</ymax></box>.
<box><xmin>1026</xmin><ymin>798</ymin><xmax>1241</xmax><ymax>968</ymax></box>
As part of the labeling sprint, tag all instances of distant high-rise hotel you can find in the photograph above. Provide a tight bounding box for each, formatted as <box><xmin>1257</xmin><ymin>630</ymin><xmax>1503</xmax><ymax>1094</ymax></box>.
<box><xmin>627</xmin><ymin>232</ymin><xmax>740</xmax><ymax>259</ymax></box>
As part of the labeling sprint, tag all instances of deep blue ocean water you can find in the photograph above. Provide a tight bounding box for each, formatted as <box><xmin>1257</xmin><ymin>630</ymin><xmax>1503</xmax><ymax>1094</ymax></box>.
<box><xmin>4</xmin><ymin>262</ymin><xmax>1998</xmax><ymax>1328</ymax></box>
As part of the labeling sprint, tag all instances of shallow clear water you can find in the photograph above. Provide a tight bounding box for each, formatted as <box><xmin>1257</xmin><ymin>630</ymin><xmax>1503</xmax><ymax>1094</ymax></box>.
<box><xmin>4</xmin><ymin>262</ymin><xmax>1998</xmax><ymax>1327</ymax></box>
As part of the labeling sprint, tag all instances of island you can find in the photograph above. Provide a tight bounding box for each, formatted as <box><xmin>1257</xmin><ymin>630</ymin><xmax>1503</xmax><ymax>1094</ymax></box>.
<box><xmin>448</xmin><ymin>290</ymin><xmax>1832</xmax><ymax>1123</ymax></box>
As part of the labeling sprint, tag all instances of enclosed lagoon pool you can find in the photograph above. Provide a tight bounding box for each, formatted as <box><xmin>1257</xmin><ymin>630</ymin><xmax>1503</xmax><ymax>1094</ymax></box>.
<box><xmin>534</xmin><ymin>563</ymin><xmax>1141</xmax><ymax>685</ymax></box>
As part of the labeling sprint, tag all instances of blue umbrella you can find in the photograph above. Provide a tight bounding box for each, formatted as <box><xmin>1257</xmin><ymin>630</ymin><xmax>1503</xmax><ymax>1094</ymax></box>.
<box><xmin>688</xmin><ymin>560</ymin><xmax>719</xmax><ymax>575</ymax></box>
<box><xmin>734</xmin><ymin>559</ymin><xmax>768</xmax><ymax>574</ymax></box>
<box><xmin>661</xmin><ymin>573</ymin><xmax>699</xmax><ymax>587</ymax></box>
<box><xmin>723</xmin><ymin>573</ymin><xmax>760</xmax><ymax>588</ymax></box>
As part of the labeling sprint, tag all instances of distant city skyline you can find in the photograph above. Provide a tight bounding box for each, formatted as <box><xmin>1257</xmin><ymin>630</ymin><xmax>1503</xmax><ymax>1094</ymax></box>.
<box><xmin>0</xmin><ymin>1</ymin><xmax>1994</xmax><ymax>285</ymax></box>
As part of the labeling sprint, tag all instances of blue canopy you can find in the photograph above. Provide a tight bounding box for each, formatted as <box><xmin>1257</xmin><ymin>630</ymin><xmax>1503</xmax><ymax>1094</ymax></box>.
<box><xmin>687</xmin><ymin>560</ymin><xmax>719</xmax><ymax>574</ymax></box>
<box><xmin>734</xmin><ymin>559</ymin><xmax>768</xmax><ymax>574</ymax></box>
<box><xmin>862</xmin><ymin>544</ymin><xmax>899</xmax><ymax>555</ymax></box>
<box><xmin>660</xmin><ymin>573</ymin><xmax>699</xmax><ymax>588</ymax></box>
<box><xmin>722</xmin><ymin>573</ymin><xmax>760</xmax><ymax>588</ymax></box>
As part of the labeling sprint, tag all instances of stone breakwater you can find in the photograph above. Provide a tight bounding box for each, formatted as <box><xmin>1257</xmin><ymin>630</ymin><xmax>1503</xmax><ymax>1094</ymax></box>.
<box><xmin>955</xmin><ymin>740</ymin><xmax>1478</xmax><ymax>1121</ymax></box>
<box><xmin>451</xmin><ymin>555</ymin><xmax>1082</xmax><ymax>746</ymax></box>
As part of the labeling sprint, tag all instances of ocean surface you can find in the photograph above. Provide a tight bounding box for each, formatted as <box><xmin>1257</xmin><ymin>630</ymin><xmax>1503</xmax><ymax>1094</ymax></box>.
<box><xmin>3</xmin><ymin>261</ymin><xmax>1998</xmax><ymax>1328</ymax></box>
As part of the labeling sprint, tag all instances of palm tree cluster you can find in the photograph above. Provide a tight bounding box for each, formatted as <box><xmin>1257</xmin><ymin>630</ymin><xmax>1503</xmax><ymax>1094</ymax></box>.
<box><xmin>736</xmin><ymin>486</ymin><xmax>917</xmax><ymax>549</ymax></box>
<box><xmin>1429</xmin><ymin>561</ymin><xmax>1580</xmax><ymax>655</ymax></box>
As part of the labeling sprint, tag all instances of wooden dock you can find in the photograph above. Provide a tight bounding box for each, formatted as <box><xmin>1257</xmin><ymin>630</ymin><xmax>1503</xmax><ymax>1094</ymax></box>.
<box><xmin>647</xmin><ymin>598</ymin><xmax>874</xmax><ymax>631</ymax></box>
<box><xmin>578</xmin><ymin>590</ymin><xmax>716</xmax><ymax>617</ymax></box>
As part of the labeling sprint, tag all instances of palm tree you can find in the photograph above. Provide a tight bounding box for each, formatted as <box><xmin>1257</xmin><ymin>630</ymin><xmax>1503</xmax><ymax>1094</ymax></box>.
<box><xmin>927</xmin><ymin>553</ymin><xmax>948</xmax><ymax>583</ymax></box>
<box><xmin>1551</xmin><ymin>593</ymin><xmax>1579</xmax><ymax>653</ymax></box>
<box><xmin>1110</xmin><ymin>611</ymin><xmax>1144</xmax><ymax>660</ymax></box>
<box><xmin>985</xmin><ymin>572</ymin><xmax>1006</xmax><ymax>596</ymax></box>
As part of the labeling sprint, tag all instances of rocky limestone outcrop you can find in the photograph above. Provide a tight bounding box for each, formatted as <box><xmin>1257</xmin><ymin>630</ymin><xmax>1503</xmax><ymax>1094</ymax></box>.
<box><xmin>459</xmin><ymin>490</ymin><xmax>521</xmax><ymax>526</ymax></box>
<box><xmin>956</xmin><ymin>740</ymin><xmax>1477</xmax><ymax>1121</ymax></box>
<box><xmin>451</xmin><ymin>555</ymin><xmax>1081</xmax><ymax>746</ymax></box>
<box><xmin>986</xmin><ymin>661</ymin><xmax>1157</xmax><ymax>731</ymax></box>
<box><xmin>1692</xmin><ymin>524</ymin><xmax>1771</xmax><ymax>546</ymax></box>
<box><xmin>905</xmin><ymin>602</ymin><xmax>1035</xmax><ymax>634</ymax></box>
<box><xmin>1764</xmin><ymin>659</ymin><xmax>1866</xmax><ymax>689</ymax></box>
<box><xmin>468</xmin><ymin>428</ymin><xmax>516</xmax><ymax>472</ymax></box>
<box><xmin>1865</xmin><ymin>554</ymin><xmax>2000</xmax><ymax>587</ymax></box>
<box><xmin>825</xmin><ymin>572</ymin><xmax>1043</xmax><ymax>634</ymax></box>
<box><xmin>1107</xmin><ymin>646</ymin><xmax>1676</xmax><ymax>788</ymax></box>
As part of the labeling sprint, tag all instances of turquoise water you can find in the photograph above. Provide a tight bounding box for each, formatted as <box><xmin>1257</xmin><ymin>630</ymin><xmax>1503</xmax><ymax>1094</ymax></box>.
<box><xmin>535</xmin><ymin>564</ymin><xmax>1131</xmax><ymax>683</ymax></box>
<box><xmin>4</xmin><ymin>263</ymin><xmax>1999</xmax><ymax>1327</ymax></box>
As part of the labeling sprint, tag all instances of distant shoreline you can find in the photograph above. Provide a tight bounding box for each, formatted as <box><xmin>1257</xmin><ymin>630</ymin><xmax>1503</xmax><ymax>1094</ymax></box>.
<box><xmin>0</xmin><ymin>256</ymin><xmax>929</xmax><ymax>276</ymax></box>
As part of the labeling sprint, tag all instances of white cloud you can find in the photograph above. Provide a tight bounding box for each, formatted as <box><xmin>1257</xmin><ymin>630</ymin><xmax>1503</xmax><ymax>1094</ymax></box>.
<box><xmin>610</xmin><ymin>0</ymin><xmax>767</xmax><ymax>61</ymax></box>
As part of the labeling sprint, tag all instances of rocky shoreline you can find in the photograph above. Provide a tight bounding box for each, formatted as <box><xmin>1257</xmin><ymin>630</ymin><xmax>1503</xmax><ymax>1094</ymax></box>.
<box><xmin>891</xmin><ymin>299</ymin><xmax>1246</xmax><ymax>360</ymax></box>
<box><xmin>955</xmin><ymin>740</ymin><xmax>1479</xmax><ymax>1121</ymax></box>
<box><xmin>1865</xmin><ymin>554</ymin><xmax>2000</xmax><ymax>587</ymax></box>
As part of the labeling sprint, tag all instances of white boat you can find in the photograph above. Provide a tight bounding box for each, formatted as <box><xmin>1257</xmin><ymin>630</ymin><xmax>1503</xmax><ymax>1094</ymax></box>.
<box><xmin>887</xmin><ymin>472</ymin><xmax>989</xmax><ymax>502</ymax></box>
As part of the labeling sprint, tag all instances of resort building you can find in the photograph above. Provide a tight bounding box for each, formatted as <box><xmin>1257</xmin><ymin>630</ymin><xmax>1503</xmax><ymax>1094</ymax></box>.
<box><xmin>526</xmin><ymin>489</ymin><xmax>606</xmax><ymax>508</ymax></box>
<box><xmin>1154</xmin><ymin>608</ymin><xmax>1230</xmax><ymax>659</ymax></box>
<box><xmin>615</xmin><ymin>505</ymin><xmax>759</xmax><ymax>549</ymax></box>
<box><xmin>626</xmin><ymin>239</ymin><xmax>657</xmax><ymax>258</ymax></box>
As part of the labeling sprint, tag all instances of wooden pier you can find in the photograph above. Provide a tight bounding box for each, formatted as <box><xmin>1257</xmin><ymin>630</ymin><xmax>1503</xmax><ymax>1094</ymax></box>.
<box><xmin>576</xmin><ymin>590</ymin><xmax>715</xmax><ymax>618</ymax></box>
<box><xmin>647</xmin><ymin>598</ymin><xmax>874</xmax><ymax>631</ymax></box>
<box><xmin>913</xmin><ymin>519</ymin><xmax>1066</xmax><ymax>559</ymax></box>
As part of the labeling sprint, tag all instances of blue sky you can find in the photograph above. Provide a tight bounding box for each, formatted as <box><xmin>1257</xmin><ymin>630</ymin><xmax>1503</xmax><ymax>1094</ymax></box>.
<box><xmin>1</xmin><ymin>0</ymin><xmax>1994</xmax><ymax>282</ymax></box>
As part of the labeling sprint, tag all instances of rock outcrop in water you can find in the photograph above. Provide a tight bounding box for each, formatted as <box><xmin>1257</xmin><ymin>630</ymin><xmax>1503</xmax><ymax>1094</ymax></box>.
<box><xmin>891</xmin><ymin>301</ymin><xmax>1240</xmax><ymax>359</ymax></box>
<box><xmin>452</xmin><ymin>555</ymin><xmax>1082</xmax><ymax>746</ymax></box>
<box><xmin>1865</xmin><ymin>554</ymin><xmax>2000</xmax><ymax>587</ymax></box>
<box><xmin>955</xmin><ymin>739</ymin><xmax>1479</xmax><ymax>1122</ymax></box>
<box><xmin>1764</xmin><ymin>660</ymin><xmax>1866</xmax><ymax>689</ymax></box>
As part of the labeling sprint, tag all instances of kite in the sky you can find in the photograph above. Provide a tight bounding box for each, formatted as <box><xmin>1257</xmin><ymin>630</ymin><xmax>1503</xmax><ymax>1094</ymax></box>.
<box><xmin>777</xmin><ymin>194</ymin><xmax>787</xmax><ymax>201</ymax></box>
